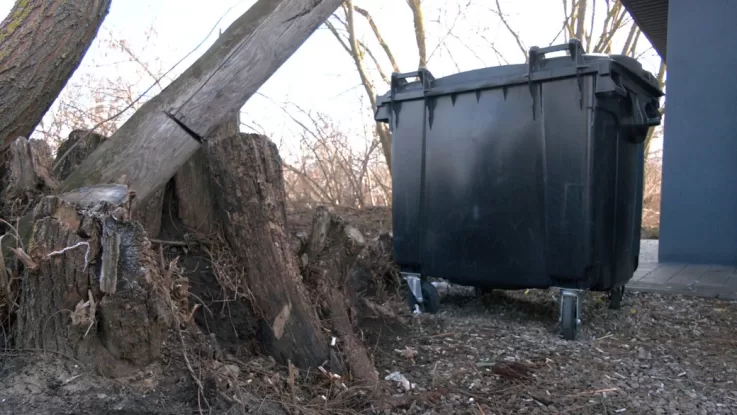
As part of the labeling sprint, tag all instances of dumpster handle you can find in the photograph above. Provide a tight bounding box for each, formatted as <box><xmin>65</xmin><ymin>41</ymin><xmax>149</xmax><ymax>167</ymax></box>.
<box><xmin>621</xmin><ymin>93</ymin><xmax>662</xmax><ymax>143</ymax></box>
<box><xmin>391</xmin><ymin>69</ymin><xmax>435</xmax><ymax>92</ymax></box>
<box><xmin>389</xmin><ymin>68</ymin><xmax>436</xmax><ymax>128</ymax></box>
<box><xmin>528</xmin><ymin>39</ymin><xmax>585</xmax><ymax>73</ymax></box>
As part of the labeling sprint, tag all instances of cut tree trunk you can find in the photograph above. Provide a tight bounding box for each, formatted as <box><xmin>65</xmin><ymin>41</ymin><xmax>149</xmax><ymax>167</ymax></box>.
<box><xmin>0</xmin><ymin>0</ymin><xmax>111</xmax><ymax>147</ymax></box>
<box><xmin>205</xmin><ymin>117</ymin><xmax>329</xmax><ymax>368</ymax></box>
<box><xmin>52</xmin><ymin>130</ymin><xmax>164</xmax><ymax>238</ymax></box>
<box><xmin>14</xmin><ymin>186</ymin><xmax>168</xmax><ymax>377</ymax></box>
<box><xmin>58</xmin><ymin>0</ymin><xmax>344</xmax><ymax>211</ymax></box>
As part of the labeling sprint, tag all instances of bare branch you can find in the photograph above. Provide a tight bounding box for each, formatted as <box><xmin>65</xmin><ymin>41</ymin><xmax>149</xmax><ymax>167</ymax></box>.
<box><xmin>621</xmin><ymin>24</ymin><xmax>638</xmax><ymax>56</ymax></box>
<box><xmin>427</xmin><ymin>0</ymin><xmax>470</xmax><ymax>64</ymax></box>
<box><xmin>586</xmin><ymin>0</ymin><xmax>595</xmax><ymax>51</ymax></box>
<box><xmin>490</xmin><ymin>0</ymin><xmax>528</xmax><ymax>62</ymax></box>
<box><xmin>344</xmin><ymin>1</ymin><xmax>376</xmax><ymax>108</ymax></box>
<box><xmin>575</xmin><ymin>0</ymin><xmax>587</xmax><ymax>41</ymax></box>
<box><xmin>353</xmin><ymin>6</ymin><xmax>400</xmax><ymax>73</ymax></box>
<box><xmin>405</xmin><ymin>0</ymin><xmax>428</xmax><ymax>68</ymax></box>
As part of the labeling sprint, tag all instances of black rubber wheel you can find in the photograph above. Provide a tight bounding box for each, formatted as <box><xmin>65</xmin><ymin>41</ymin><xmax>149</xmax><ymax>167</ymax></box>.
<box><xmin>560</xmin><ymin>295</ymin><xmax>578</xmax><ymax>341</ymax></box>
<box><xmin>608</xmin><ymin>286</ymin><xmax>625</xmax><ymax>310</ymax></box>
<box><xmin>407</xmin><ymin>280</ymin><xmax>440</xmax><ymax>314</ymax></box>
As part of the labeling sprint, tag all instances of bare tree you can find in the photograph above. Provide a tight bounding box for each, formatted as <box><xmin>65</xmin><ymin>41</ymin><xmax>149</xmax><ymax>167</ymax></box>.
<box><xmin>279</xmin><ymin>106</ymin><xmax>390</xmax><ymax>209</ymax></box>
<box><xmin>325</xmin><ymin>0</ymin><xmax>431</xmax><ymax>169</ymax></box>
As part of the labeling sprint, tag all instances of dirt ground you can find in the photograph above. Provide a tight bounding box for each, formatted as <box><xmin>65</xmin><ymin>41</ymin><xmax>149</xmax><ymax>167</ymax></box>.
<box><xmin>367</xmin><ymin>287</ymin><xmax>737</xmax><ymax>414</ymax></box>
<box><xmin>1</xmin><ymin>206</ymin><xmax>735</xmax><ymax>414</ymax></box>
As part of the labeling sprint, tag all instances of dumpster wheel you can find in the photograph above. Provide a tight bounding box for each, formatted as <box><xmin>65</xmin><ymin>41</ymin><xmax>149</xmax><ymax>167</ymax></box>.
<box><xmin>608</xmin><ymin>286</ymin><xmax>625</xmax><ymax>310</ymax></box>
<box><xmin>560</xmin><ymin>292</ymin><xmax>579</xmax><ymax>341</ymax></box>
<box><xmin>407</xmin><ymin>280</ymin><xmax>440</xmax><ymax>314</ymax></box>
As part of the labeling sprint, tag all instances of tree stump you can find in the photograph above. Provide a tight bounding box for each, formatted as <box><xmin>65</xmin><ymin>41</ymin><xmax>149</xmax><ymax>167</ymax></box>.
<box><xmin>14</xmin><ymin>186</ymin><xmax>168</xmax><ymax>377</ymax></box>
<box><xmin>52</xmin><ymin>130</ymin><xmax>164</xmax><ymax>238</ymax></box>
<box><xmin>300</xmin><ymin>207</ymin><xmax>380</xmax><ymax>383</ymax></box>
<box><xmin>0</xmin><ymin>137</ymin><xmax>58</xmax><ymax>202</ymax></box>
<box><xmin>53</xmin><ymin>130</ymin><xmax>107</xmax><ymax>181</ymax></box>
<box><xmin>206</xmin><ymin>121</ymin><xmax>329</xmax><ymax>369</ymax></box>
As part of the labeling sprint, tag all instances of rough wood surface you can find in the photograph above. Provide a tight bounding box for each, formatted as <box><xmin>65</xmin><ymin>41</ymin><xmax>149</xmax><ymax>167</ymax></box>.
<box><xmin>53</xmin><ymin>130</ymin><xmax>107</xmax><ymax>181</ymax></box>
<box><xmin>0</xmin><ymin>137</ymin><xmax>58</xmax><ymax>200</ymax></box>
<box><xmin>206</xmin><ymin>121</ymin><xmax>329</xmax><ymax>368</ymax></box>
<box><xmin>301</xmin><ymin>207</ymin><xmax>378</xmax><ymax>383</ymax></box>
<box><xmin>14</xmin><ymin>192</ymin><xmax>167</xmax><ymax>377</ymax></box>
<box><xmin>52</xmin><ymin>130</ymin><xmax>164</xmax><ymax>238</ymax></box>
<box><xmin>58</xmin><ymin>0</ymin><xmax>344</xmax><ymax>210</ymax></box>
<box><xmin>131</xmin><ymin>187</ymin><xmax>165</xmax><ymax>239</ymax></box>
<box><xmin>173</xmin><ymin>149</ymin><xmax>216</xmax><ymax>235</ymax></box>
<box><xmin>0</xmin><ymin>0</ymin><xmax>111</xmax><ymax>147</ymax></box>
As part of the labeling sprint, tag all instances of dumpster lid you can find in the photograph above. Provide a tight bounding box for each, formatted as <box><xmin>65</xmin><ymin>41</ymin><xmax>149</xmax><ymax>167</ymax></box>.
<box><xmin>376</xmin><ymin>42</ymin><xmax>663</xmax><ymax>111</ymax></box>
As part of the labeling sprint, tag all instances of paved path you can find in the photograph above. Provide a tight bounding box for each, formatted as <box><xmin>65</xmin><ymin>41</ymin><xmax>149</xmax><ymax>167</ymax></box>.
<box><xmin>627</xmin><ymin>240</ymin><xmax>737</xmax><ymax>300</ymax></box>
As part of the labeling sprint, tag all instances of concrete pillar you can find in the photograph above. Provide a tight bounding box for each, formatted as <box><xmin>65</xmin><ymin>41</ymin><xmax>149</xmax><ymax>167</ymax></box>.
<box><xmin>659</xmin><ymin>0</ymin><xmax>737</xmax><ymax>265</ymax></box>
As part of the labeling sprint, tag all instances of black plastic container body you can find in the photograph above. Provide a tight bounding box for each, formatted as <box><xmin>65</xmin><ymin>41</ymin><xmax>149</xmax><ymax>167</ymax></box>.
<box><xmin>375</xmin><ymin>42</ymin><xmax>663</xmax><ymax>291</ymax></box>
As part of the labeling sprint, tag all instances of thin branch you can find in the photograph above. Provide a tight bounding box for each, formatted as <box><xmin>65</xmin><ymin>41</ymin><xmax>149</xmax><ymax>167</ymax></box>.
<box><xmin>586</xmin><ymin>0</ymin><xmax>595</xmax><ymax>51</ymax></box>
<box><xmin>491</xmin><ymin>0</ymin><xmax>528</xmax><ymax>62</ymax></box>
<box><xmin>353</xmin><ymin>6</ymin><xmax>400</xmax><ymax>73</ymax></box>
<box><xmin>427</xmin><ymin>0</ymin><xmax>469</xmax><ymax>64</ymax></box>
<box><xmin>621</xmin><ymin>24</ymin><xmax>638</xmax><ymax>56</ymax></box>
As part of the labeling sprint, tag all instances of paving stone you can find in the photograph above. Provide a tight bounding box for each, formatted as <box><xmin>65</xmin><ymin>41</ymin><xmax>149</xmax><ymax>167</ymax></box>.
<box><xmin>638</xmin><ymin>264</ymin><xmax>685</xmax><ymax>284</ymax></box>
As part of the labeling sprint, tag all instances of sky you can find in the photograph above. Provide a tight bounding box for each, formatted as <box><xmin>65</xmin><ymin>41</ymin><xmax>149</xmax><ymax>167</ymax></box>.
<box><xmin>0</xmin><ymin>0</ymin><xmax>664</xmax><ymax>158</ymax></box>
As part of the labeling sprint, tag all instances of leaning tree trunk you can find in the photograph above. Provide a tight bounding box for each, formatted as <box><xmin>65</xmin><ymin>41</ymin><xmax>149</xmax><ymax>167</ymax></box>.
<box><xmin>0</xmin><ymin>0</ymin><xmax>111</xmax><ymax>147</ymax></box>
<box><xmin>58</xmin><ymin>0</ymin><xmax>344</xmax><ymax>211</ymax></box>
<box><xmin>205</xmin><ymin>118</ymin><xmax>330</xmax><ymax>368</ymax></box>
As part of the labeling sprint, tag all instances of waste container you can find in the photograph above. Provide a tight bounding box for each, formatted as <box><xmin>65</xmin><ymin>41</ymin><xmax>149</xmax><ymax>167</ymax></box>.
<box><xmin>374</xmin><ymin>39</ymin><xmax>663</xmax><ymax>340</ymax></box>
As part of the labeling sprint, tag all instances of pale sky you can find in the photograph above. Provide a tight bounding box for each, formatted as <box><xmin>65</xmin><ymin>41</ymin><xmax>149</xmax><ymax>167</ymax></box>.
<box><xmin>0</xmin><ymin>0</ymin><xmax>664</xmax><ymax>158</ymax></box>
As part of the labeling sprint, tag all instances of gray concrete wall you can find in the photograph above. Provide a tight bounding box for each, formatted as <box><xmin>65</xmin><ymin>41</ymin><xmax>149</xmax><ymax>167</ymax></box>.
<box><xmin>659</xmin><ymin>0</ymin><xmax>737</xmax><ymax>265</ymax></box>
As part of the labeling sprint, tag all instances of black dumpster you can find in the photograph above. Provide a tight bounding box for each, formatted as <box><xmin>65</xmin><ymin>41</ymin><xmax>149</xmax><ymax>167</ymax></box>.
<box><xmin>375</xmin><ymin>39</ymin><xmax>663</xmax><ymax>339</ymax></box>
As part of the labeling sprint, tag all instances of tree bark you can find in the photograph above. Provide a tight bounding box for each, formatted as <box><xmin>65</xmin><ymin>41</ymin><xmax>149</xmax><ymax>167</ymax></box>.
<box><xmin>0</xmin><ymin>0</ymin><xmax>111</xmax><ymax>147</ymax></box>
<box><xmin>173</xmin><ymin>149</ymin><xmax>217</xmax><ymax>235</ymax></box>
<box><xmin>54</xmin><ymin>130</ymin><xmax>107</xmax><ymax>181</ymax></box>
<box><xmin>300</xmin><ymin>207</ymin><xmax>379</xmax><ymax>383</ymax></box>
<box><xmin>0</xmin><ymin>137</ymin><xmax>58</xmax><ymax>201</ymax></box>
<box><xmin>58</xmin><ymin>0</ymin><xmax>344</xmax><ymax>211</ymax></box>
<box><xmin>14</xmin><ymin>189</ymin><xmax>167</xmax><ymax>377</ymax></box>
<box><xmin>205</xmin><ymin>118</ymin><xmax>329</xmax><ymax>368</ymax></box>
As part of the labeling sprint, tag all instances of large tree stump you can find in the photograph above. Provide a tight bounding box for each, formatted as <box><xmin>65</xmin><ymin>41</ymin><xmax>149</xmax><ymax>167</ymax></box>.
<box><xmin>14</xmin><ymin>186</ymin><xmax>168</xmax><ymax>377</ymax></box>
<box><xmin>206</xmin><ymin>120</ymin><xmax>329</xmax><ymax>368</ymax></box>
<box><xmin>0</xmin><ymin>0</ymin><xmax>112</xmax><ymax>147</ymax></box>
